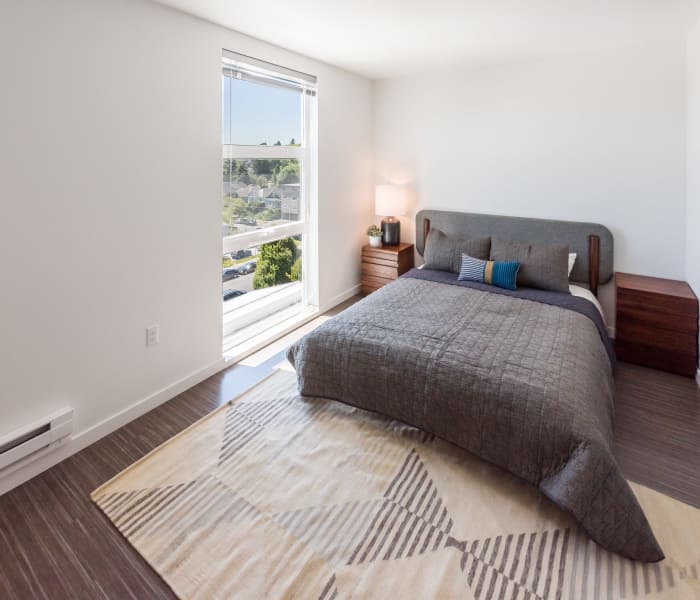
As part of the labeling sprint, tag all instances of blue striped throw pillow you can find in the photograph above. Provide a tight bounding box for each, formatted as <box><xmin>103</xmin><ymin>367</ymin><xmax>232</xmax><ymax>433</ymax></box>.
<box><xmin>458</xmin><ymin>253</ymin><xmax>520</xmax><ymax>290</ymax></box>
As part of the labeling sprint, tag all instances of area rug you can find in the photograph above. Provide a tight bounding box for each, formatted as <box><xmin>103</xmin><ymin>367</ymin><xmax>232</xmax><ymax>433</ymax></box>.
<box><xmin>92</xmin><ymin>370</ymin><xmax>700</xmax><ymax>599</ymax></box>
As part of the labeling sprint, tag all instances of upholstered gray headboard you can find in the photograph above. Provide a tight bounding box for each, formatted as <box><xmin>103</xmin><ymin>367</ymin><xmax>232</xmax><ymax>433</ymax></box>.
<box><xmin>415</xmin><ymin>210</ymin><xmax>614</xmax><ymax>289</ymax></box>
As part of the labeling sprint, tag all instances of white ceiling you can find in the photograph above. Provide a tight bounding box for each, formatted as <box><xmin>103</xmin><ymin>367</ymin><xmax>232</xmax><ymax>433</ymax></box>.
<box><xmin>154</xmin><ymin>0</ymin><xmax>700</xmax><ymax>79</ymax></box>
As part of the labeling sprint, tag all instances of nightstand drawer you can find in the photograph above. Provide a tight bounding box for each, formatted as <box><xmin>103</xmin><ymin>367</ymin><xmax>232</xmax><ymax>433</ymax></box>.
<box><xmin>362</xmin><ymin>272</ymin><xmax>395</xmax><ymax>287</ymax></box>
<box><xmin>360</xmin><ymin>242</ymin><xmax>414</xmax><ymax>296</ymax></box>
<box><xmin>615</xmin><ymin>340</ymin><xmax>698</xmax><ymax>376</ymax></box>
<box><xmin>616</xmin><ymin>305</ymin><xmax>698</xmax><ymax>336</ymax></box>
<box><xmin>616</xmin><ymin>321</ymin><xmax>696</xmax><ymax>351</ymax></box>
<box><xmin>361</xmin><ymin>254</ymin><xmax>400</xmax><ymax>269</ymax></box>
<box><xmin>614</xmin><ymin>272</ymin><xmax>698</xmax><ymax>377</ymax></box>
<box><xmin>361</xmin><ymin>247</ymin><xmax>400</xmax><ymax>261</ymax></box>
<box><xmin>362</xmin><ymin>263</ymin><xmax>399</xmax><ymax>280</ymax></box>
<box><xmin>617</xmin><ymin>288</ymin><xmax>697</xmax><ymax>318</ymax></box>
<box><xmin>362</xmin><ymin>250</ymin><xmax>413</xmax><ymax>272</ymax></box>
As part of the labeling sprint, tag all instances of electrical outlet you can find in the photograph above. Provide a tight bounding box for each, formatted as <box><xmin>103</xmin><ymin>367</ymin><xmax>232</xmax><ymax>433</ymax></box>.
<box><xmin>146</xmin><ymin>325</ymin><xmax>159</xmax><ymax>347</ymax></box>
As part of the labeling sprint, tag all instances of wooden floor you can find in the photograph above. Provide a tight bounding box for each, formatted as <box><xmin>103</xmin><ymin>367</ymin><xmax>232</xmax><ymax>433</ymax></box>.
<box><xmin>613</xmin><ymin>362</ymin><xmax>700</xmax><ymax>507</ymax></box>
<box><xmin>0</xmin><ymin>297</ymin><xmax>698</xmax><ymax>599</ymax></box>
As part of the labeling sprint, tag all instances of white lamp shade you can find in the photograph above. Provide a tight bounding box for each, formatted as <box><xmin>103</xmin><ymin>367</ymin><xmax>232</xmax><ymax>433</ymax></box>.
<box><xmin>375</xmin><ymin>185</ymin><xmax>407</xmax><ymax>217</ymax></box>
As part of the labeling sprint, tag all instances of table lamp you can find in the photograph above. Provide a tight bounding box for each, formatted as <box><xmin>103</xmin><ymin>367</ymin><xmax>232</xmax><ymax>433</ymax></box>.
<box><xmin>375</xmin><ymin>185</ymin><xmax>406</xmax><ymax>246</ymax></box>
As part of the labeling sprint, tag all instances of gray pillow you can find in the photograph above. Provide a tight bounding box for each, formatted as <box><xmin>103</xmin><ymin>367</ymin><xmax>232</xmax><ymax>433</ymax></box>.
<box><xmin>490</xmin><ymin>239</ymin><xmax>570</xmax><ymax>293</ymax></box>
<box><xmin>423</xmin><ymin>229</ymin><xmax>491</xmax><ymax>273</ymax></box>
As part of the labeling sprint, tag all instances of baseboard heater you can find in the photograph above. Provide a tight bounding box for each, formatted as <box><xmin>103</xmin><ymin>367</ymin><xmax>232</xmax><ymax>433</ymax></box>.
<box><xmin>0</xmin><ymin>408</ymin><xmax>73</xmax><ymax>472</ymax></box>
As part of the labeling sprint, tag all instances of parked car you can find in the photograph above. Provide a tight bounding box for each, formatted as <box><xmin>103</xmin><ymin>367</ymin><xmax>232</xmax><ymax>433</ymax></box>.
<box><xmin>223</xmin><ymin>289</ymin><xmax>246</xmax><ymax>301</ymax></box>
<box><xmin>237</xmin><ymin>260</ymin><xmax>257</xmax><ymax>275</ymax></box>
<box><xmin>232</xmin><ymin>249</ymin><xmax>252</xmax><ymax>260</ymax></box>
<box><xmin>222</xmin><ymin>268</ymin><xmax>240</xmax><ymax>282</ymax></box>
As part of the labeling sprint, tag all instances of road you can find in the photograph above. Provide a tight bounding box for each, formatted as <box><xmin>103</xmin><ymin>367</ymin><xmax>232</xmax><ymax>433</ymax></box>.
<box><xmin>223</xmin><ymin>271</ymin><xmax>254</xmax><ymax>295</ymax></box>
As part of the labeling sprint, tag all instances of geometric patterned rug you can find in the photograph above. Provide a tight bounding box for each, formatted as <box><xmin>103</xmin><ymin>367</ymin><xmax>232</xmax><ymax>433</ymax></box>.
<box><xmin>92</xmin><ymin>370</ymin><xmax>700</xmax><ymax>599</ymax></box>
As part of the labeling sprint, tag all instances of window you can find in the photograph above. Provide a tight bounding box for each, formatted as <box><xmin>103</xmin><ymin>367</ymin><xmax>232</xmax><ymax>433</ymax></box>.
<box><xmin>221</xmin><ymin>51</ymin><xmax>317</xmax><ymax>354</ymax></box>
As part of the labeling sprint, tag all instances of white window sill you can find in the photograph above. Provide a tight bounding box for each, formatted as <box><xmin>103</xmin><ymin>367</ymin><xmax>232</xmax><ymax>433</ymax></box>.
<box><xmin>223</xmin><ymin>303</ymin><xmax>320</xmax><ymax>364</ymax></box>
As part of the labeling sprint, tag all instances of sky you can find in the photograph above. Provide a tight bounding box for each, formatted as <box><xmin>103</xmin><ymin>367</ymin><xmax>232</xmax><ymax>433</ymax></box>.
<box><xmin>223</xmin><ymin>76</ymin><xmax>301</xmax><ymax>146</ymax></box>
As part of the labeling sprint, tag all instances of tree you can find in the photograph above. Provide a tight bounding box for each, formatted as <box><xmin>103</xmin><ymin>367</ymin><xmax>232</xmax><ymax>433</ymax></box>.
<box><xmin>252</xmin><ymin>159</ymin><xmax>281</xmax><ymax>176</ymax></box>
<box><xmin>229</xmin><ymin>198</ymin><xmax>249</xmax><ymax>220</ymax></box>
<box><xmin>264</xmin><ymin>208</ymin><xmax>282</xmax><ymax>221</ymax></box>
<box><xmin>276</xmin><ymin>161</ymin><xmax>300</xmax><ymax>184</ymax></box>
<box><xmin>236</xmin><ymin>161</ymin><xmax>251</xmax><ymax>185</ymax></box>
<box><xmin>289</xmin><ymin>257</ymin><xmax>302</xmax><ymax>281</ymax></box>
<box><xmin>249</xmin><ymin>199</ymin><xmax>266</xmax><ymax>217</ymax></box>
<box><xmin>253</xmin><ymin>238</ymin><xmax>298</xmax><ymax>289</ymax></box>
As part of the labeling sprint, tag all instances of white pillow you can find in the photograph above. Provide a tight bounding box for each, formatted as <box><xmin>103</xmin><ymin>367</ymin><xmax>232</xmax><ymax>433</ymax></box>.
<box><xmin>570</xmin><ymin>284</ymin><xmax>605</xmax><ymax>322</ymax></box>
<box><xmin>568</xmin><ymin>253</ymin><xmax>577</xmax><ymax>278</ymax></box>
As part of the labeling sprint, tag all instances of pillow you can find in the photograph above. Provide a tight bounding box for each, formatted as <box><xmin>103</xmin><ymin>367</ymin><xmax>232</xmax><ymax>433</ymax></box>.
<box><xmin>490</xmin><ymin>239</ymin><xmax>570</xmax><ymax>293</ymax></box>
<box><xmin>423</xmin><ymin>229</ymin><xmax>490</xmax><ymax>273</ymax></box>
<box><xmin>568</xmin><ymin>253</ymin><xmax>577</xmax><ymax>277</ymax></box>
<box><xmin>458</xmin><ymin>254</ymin><xmax>520</xmax><ymax>290</ymax></box>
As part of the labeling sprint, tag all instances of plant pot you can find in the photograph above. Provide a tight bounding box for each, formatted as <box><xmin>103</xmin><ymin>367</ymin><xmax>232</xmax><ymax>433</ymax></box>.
<box><xmin>368</xmin><ymin>235</ymin><xmax>382</xmax><ymax>248</ymax></box>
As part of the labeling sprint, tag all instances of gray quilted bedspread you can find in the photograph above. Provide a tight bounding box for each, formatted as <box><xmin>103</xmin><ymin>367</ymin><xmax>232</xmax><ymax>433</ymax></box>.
<box><xmin>287</xmin><ymin>276</ymin><xmax>664</xmax><ymax>562</ymax></box>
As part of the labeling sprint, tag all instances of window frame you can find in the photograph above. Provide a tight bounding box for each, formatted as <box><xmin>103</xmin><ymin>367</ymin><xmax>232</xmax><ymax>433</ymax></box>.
<box><xmin>221</xmin><ymin>51</ymin><xmax>318</xmax><ymax>309</ymax></box>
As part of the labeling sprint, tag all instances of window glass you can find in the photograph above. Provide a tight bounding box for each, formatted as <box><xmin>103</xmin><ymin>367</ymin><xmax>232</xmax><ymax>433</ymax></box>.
<box><xmin>223</xmin><ymin>158</ymin><xmax>301</xmax><ymax>236</ymax></box>
<box><xmin>223</xmin><ymin>76</ymin><xmax>302</xmax><ymax>146</ymax></box>
<box><xmin>222</xmin><ymin>235</ymin><xmax>302</xmax><ymax>303</ymax></box>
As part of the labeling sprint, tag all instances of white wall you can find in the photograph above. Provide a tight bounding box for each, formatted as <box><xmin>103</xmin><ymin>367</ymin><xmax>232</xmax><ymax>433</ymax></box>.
<box><xmin>688</xmin><ymin>20</ymin><xmax>700</xmax><ymax>375</ymax></box>
<box><xmin>688</xmin><ymin>22</ymin><xmax>700</xmax><ymax>301</ymax></box>
<box><xmin>0</xmin><ymin>0</ymin><xmax>373</xmax><ymax>488</ymax></box>
<box><xmin>374</xmin><ymin>42</ymin><xmax>688</xmax><ymax>323</ymax></box>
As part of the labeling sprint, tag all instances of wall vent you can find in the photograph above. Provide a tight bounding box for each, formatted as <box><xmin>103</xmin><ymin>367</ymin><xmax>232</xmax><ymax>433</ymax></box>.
<box><xmin>0</xmin><ymin>408</ymin><xmax>73</xmax><ymax>472</ymax></box>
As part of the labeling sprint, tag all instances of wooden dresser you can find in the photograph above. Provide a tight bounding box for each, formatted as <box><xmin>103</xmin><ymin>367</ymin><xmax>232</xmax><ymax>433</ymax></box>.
<box><xmin>361</xmin><ymin>243</ymin><xmax>414</xmax><ymax>295</ymax></box>
<box><xmin>615</xmin><ymin>272</ymin><xmax>699</xmax><ymax>377</ymax></box>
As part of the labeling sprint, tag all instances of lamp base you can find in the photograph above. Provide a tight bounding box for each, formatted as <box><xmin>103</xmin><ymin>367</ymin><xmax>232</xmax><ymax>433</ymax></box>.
<box><xmin>381</xmin><ymin>218</ymin><xmax>401</xmax><ymax>246</ymax></box>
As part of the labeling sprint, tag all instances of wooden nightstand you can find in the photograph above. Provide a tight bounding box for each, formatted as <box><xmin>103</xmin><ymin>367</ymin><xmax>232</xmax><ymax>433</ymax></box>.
<box><xmin>361</xmin><ymin>243</ymin><xmax>414</xmax><ymax>295</ymax></box>
<box><xmin>615</xmin><ymin>273</ymin><xmax>698</xmax><ymax>377</ymax></box>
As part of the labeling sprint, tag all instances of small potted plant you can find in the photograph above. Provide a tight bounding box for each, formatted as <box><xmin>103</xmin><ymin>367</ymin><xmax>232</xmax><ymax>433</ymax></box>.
<box><xmin>367</xmin><ymin>224</ymin><xmax>383</xmax><ymax>247</ymax></box>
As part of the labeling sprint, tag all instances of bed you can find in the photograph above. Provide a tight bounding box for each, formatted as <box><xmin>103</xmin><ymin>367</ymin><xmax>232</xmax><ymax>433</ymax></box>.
<box><xmin>287</xmin><ymin>210</ymin><xmax>663</xmax><ymax>562</ymax></box>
